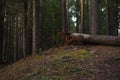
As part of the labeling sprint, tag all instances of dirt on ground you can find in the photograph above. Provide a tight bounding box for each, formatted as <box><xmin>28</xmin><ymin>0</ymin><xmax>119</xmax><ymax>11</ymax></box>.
<box><xmin>84</xmin><ymin>45</ymin><xmax>120</xmax><ymax>80</ymax></box>
<box><xmin>0</xmin><ymin>45</ymin><xmax>120</xmax><ymax>80</ymax></box>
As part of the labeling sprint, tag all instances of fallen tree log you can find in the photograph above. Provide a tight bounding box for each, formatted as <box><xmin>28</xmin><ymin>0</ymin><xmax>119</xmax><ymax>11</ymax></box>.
<box><xmin>65</xmin><ymin>33</ymin><xmax>120</xmax><ymax>46</ymax></box>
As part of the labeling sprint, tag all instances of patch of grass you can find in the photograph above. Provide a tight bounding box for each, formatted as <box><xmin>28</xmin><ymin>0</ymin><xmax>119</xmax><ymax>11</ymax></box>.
<box><xmin>54</xmin><ymin>49</ymin><xmax>93</xmax><ymax>61</ymax></box>
<box><xmin>25</xmin><ymin>70</ymin><xmax>40</xmax><ymax>80</ymax></box>
<box><xmin>56</xmin><ymin>49</ymin><xmax>93</xmax><ymax>60</ymax></box>
<box><xmin>71</xmin><ymin>49</ymin><xmax>93</xmax><ymax>60</ymax></box>
<box><xmin>63</xmin><ymin>65</ymin><xmax>94</xmax><ymax>76</ymax></box>
<box><xmin>65</xmin><ymin>66</ymin><xmax>82</xmax><ymax>74</ymax></box>
<box><xmin>79</xmin><ymin>68</ymin><xmax>94</xmax><ymax>77</ymax></box>
<box><xmin>51</xmin><ymin>59</ymin><xmax>64</xmax><ymax>68</ymax></box>
<box><xmin>25</xmin><ymin>49</ymin><xmax>94</xmax><ymax>80</ymax></box>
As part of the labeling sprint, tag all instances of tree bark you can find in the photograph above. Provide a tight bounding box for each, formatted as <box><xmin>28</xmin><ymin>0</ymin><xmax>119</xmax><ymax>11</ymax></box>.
<box><xmin>32</xmin><ymin>0</ymin><xmax>41</xmax><ymax>55</ymax></box>
<box><xmin>89</xmin><ymin>0</ymin><xmax>99</xmax><ymax>34</ymax></box>
<box><xmin>32</xmin><ymin>0</ymin><xmax>36</xmax><ymax>55</ymax></box>
<box><xmin>80</xmin><ymin>0</ymin><xmax>85</xmax><ymax>33</ymax></box>
<box><xmin>65</xmin><ymin>33</ymin><xmax>120</xmax><ymax>46</ymax></box>
<box><xmin>15</xmin><ymin>13</ymin><xmax>19</xmax><ymax>60</ymax></box>
<box><xmin>0</xmin><ymin>0</ymin><xmax>5</xmax><ymax>63</ymax></box>
<box><xmin>107</xmin><ymin>0</ymin><xmax>118</xmax><ymax>36</ymax></box>
<box><xmin>88</xmin><ymin>0</ymin><xmax>92</xmax><ymax>34</ymax></box>
<box><xmin>61</xmin><ymin>0</ymin><xmax>69</xmax><ymax>33</ymax></box>
<box><xmin>61</xmin><ymin>0</ymin><xmax>69</xmax><ymax>44</ymax></box>
<box><xmin>23</xmin><ymin>0</ymin><xmax>29</xmax><ymax>58</ymax></box>
<box><xmin>113</xmin><ymin>0</ymin><xmax>118</xmax><ymax>36</ymax></box>
<box><xmin>35</xmin><ymin>0</ymin><xmax>41</xmax><ymax>54</ymax></box>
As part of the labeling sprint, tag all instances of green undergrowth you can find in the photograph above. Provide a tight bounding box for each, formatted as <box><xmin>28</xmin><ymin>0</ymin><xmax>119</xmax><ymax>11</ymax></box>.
<box><xmin>25</xmin><ymin>48</ymin><xmax>94</xmax><ymax>80</ymax></box>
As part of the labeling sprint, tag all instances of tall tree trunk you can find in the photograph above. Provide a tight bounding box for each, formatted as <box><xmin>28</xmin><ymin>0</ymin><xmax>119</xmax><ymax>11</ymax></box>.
<box><xmin>106</xmin><ymin>0</ymin><xmax>109</xmax><ymax>35</ymax></box>
<box><xmin>6</xmin><ymin>14</ymin><xmax>10</xmax><ymax>63</ymax></box>
<box><xmin>0</xmin><ymin>0</ymin><xmax>5</xmax><ymax>63</ymax></box>
<box><xmin>23</xmin><ymin>0</ymin><xmax>28</xmax><ymax>58</ymax></box>
<box><xmin>89</xmin><ymin>0</ymin><xmax>99</xmax><ymax>35</ymax></box>
<box><xmin>61</xmin><ymin>0</ymin><xmax>69</xmax><ymax>33</ymax></box>
<box><xmin>10</xmin><ymin>10</ymin><xmax>14</xmax><ymax>62</ymax></box>
<box><xmin>35</xmin><ymin>0</ymin><xmax>41</xmax><ymax>53</ymax></box>
<box><xmin>15</xmin><ymin>13</ymin><xmax>19</xmax><ymax>60</ymax></box>
<box><xmin>88</xmin><ymin>0</ymin><xmax>92</xmax><ymax>34</ymax></box>
<box><xmin>66</xmin><ymin>0</ymin><xmax>69</xmax><ymax>31</ymax></box>
<box><xmin>107</xmin><ymin>0</ymin><xmax>118</xmax><ymax>36</ymax></box>
<box><xmin>107</xmin><ymin>0</ymin><xmax>114</xmax><ymax>35</ymax></box>
<box><xmin>3</xmin><ymin>11</ymin><xmax>7</xmax><ymax>63</ymax></box>
<box><xmin>113</xmin><ymin>0</ymin><xmax>118</xmax><ymax>36</ymax></box>
<box><xmin>19</xmin><ymin>15</ymin><xmax>24</xmax><ymax>60</ymax></box>
<box><xmin>80</xmin><ymin>0</ymin><xmax>85</xmax><ymax>33</ymax></box>
<box><xmin>32</xmin><ymin>0</ymin><xmax>37</xmax><ymax>55</ymax></box>
<box><xmin>32</xmin><ymin>0</ymin><xmax>41</xmax><ymax>55</ymax></box>
<box><xmin>61</xmin><ymin>0</ymin><xmax>69</xmax><ymax>44</ymax></box>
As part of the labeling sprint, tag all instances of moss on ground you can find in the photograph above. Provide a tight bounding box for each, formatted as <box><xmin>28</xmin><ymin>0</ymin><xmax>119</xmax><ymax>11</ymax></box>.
<box><xmin>24</xmin><ymin>49</ymin><xmax>94</xmax><ymax>80</ymax></box>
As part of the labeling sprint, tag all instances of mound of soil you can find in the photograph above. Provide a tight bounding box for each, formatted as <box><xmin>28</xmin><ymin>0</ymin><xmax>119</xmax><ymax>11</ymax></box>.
<box><xmin>0</xmin><ymin>45</ymin><xmax>119</xmax><ymax>80</ymax></box>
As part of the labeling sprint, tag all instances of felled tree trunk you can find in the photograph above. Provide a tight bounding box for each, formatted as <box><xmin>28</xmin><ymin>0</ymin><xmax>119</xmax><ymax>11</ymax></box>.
<box><xmin>65</xmin><ymin>33</ymin><xmax>120</xmax><ymax>46</ymax></box>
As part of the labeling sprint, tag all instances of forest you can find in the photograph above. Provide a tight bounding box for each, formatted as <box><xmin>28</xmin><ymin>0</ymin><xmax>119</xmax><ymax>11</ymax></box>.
<box><xmin>0</xmin><ymin>0</ymin><xmax>120</xmax><ymax>80</ymax></box>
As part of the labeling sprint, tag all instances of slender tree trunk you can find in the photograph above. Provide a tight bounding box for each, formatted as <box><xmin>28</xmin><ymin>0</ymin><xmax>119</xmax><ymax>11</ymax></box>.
<box><xmin>80</xmin><ymin>0</ymin><xmax>85</xmax><ymax>33</ymax></box>
<box><xmin>107</xmin><ymin>0</ymin><xmax>118</xmax><ymax>36</ymax></box>
<box><xmin>35</xmin><ymin>0</ymin><xmax>41</xmax><ymax>53</ymax></box>
<box><xmin>32</xmin><ymin>0</ymin><xmax>41</xmax><ymax>54</ymax></box>
<box><xmin>88</xmin><ymin>0</ymin><xmax>92</xmax><ymax>34</ymax></box>
<box><xmin>106</xmin><ymin>0</ymin><xmax>109</xmax><ymax>35</ymax></box>
<box><xmin>10</xmin><ymin>11</ymin><xmax>14</xmax><ymax>62</ymax></box>
<box><xmin>3</xmin><ymin>11</ymin><xmax>7</xmax><ymax>63</ymax></box>
<box><xmin>0</xmin><ymin>0</ymin><xmax>5</xmax><ymax>63</ymax></box>
<box><xmin>114</xmin><ymin>0</ymin><xmax>118</xmax><ymax>36</ymax></box>
<box><xmin>6</xmin><ymin>15</ymin><xmax>10</xmax><ymax>63</ymax></box>
<box><xmin>89</xmin><ymin>0</ymin><xmax>99</xmax><ymax>35</ymax></box>
<box><xmin>107</xmin><ymin>0</ymin><xmax>114</xmax><ymax>35</ymax></box>
<box><xmin>61</xmin><ymin>0</ymin><xmax>69</xmax><ymax>33</ymax></box>
<box><xmin>23</xmin><ymin>0</ymin><xmax>28</xmax><ymax>58</ymax></box>
<box><xmin>66</xmin><ymin>0</ymin><xmax>69</xmax><ymax>31</ymax></box>
<box><xmin>26</xmin><ymin>0</ymin><xmax>32</xmax><ymax>56</ymax></box>
<box><xmin>15</xmin><ymin>13</ymin><xmax>19</xmax><ymax>60</ymax></box>
<box><xmin>61</xmin><ymin>0</ymin><xmax>69</xmax><ymax>44</ymax></box>
<box><xmin>7</xmin><ymin>1</ymin><xmax>11</xmax><ymax>63</ymax></box>
<box><xmin>32</xmin><ymin>0</ymin><xmax>37</xmax><ymax>55</ymax></box>
<box><xmin>19</xmin><ymin>15</ymin><xmax>24</xmax><ymax>60</ymax></box>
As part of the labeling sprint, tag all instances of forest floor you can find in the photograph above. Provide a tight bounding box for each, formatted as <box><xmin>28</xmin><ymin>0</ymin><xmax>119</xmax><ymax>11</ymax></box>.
<box><xmin>0</xmin><ymin>45</ymin><xmax>120</xmax><ymax>80</ymax></box>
